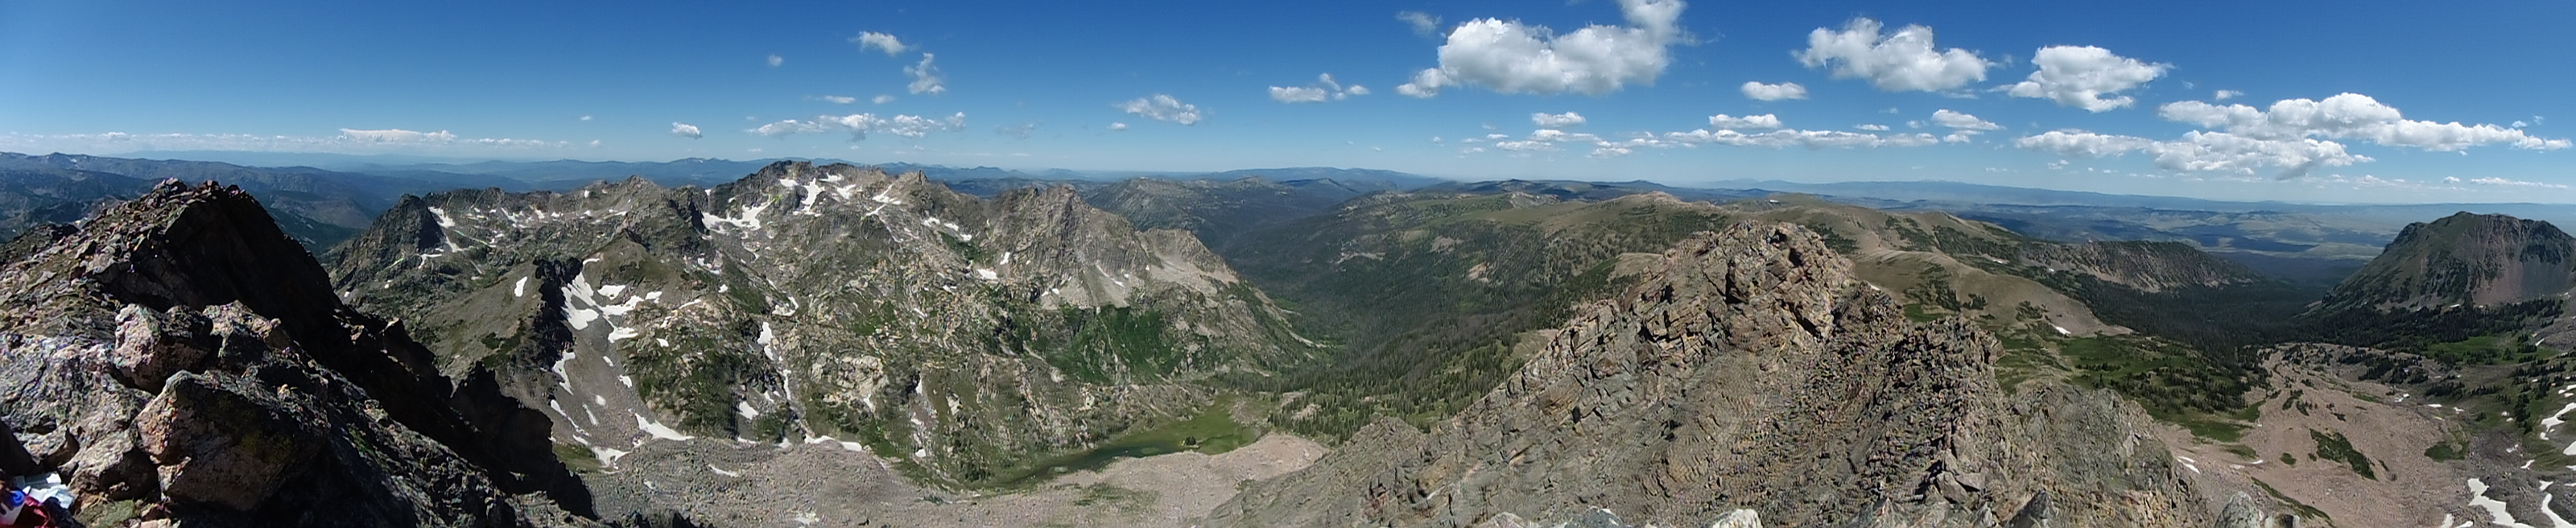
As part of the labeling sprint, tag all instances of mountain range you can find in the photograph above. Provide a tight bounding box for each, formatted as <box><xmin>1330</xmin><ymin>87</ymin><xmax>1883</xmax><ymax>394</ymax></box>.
<box><xmin>6</xmin><ymin>153</ymin><xmax>2576</xmax><ymax>526</ymax></box>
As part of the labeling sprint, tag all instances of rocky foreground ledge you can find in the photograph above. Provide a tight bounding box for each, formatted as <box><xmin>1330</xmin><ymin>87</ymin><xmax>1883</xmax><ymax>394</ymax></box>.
<box><xmin>0</xmin><ymin>180</ymin><xmax>593</xmax><ymax>527</ymax></box>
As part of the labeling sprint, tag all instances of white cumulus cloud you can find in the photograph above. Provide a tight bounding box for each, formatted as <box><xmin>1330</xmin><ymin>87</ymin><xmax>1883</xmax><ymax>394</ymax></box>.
<box><xmin>1707</xmin><ymin>114</ymin><xmax>1783</xmax><ymax>130</ymax></box>
<box><xmin>2214</xmin><ymin>89</ymin><xmax>2243</xmax><ymax>101</ymax></box>
<box><xmin>667</xmin><ymin>123</ymin><xmax>702</xmax><ymax>139</ymax></box>
<box><xmin>1397</xmin><ymin>68</ymin><xmax>1453</xmax><ymax>98</ymax></box>
<box><xmin>342</xmin><ymin>128</ymin><xmax>457</xmax><ymax>142</ymax></box>
<box><xmin>1929</xmin><ymin>109</ymin><xmax>2000</xmax><ymax>130</ymax></box>
<box><xmin>1398</xmin><ymin>11</ymin><xmax>1443</xmax><ymax>37</ymax></box>
<box><xmin>1794</xmin><ymin>18</ymin><xmax>1992</xmax><ymax>93</ymax></box>
<box><xmin>1740</xmin><ymin>81</ymin><xmax>1809</xmax><ymax>101</ymax></box>
<box><xmin>2012</xmin><ymin>130</ymin><xmax>2367</xmax><ymax>178</ymax></box>
<box><xmin>852</xmin><ymin>32</ymin><xmax>909</xmax><ymax>56</ymax></box>
<box><xmin>750</xmin><ymin>113</ymin><xmax>967</xmax><ymax>140</ymax></box>
<box><xmin>2158</xmin><ymin>93</ymin><xmax>2571</xmax><ymax>151</ymax></box>
<box><xmin>819</xmin><ymin>95</ymin><xmax>857</xmax><ymax>105</ymax></box>
<box><xmin>906</xmin><ymin>54</ymin><xmax>946</xmax><ymax>95</ymax></box>
<box><xmin>1108</xmin><ymin>122</ymin><xmax>1129</xmax><ymax>131</ymax></box>
<box><xmin>1117</xmin><ymin>94</ymin><xmax>1203</xmax><ymax>125</ymax></box>
<box><xmin>1270</xmin><ymin>86</ymin><xmax>1328</xmax><ymax>103</ymax></box>
<box><xmin>1856</xmin><ymin>124</ymin><xmax>1890</xmax><ymax>131</ymax></box>
<box><xmin>1396</xmin><ymin>0</ymin><xmax>1687</xmax><ymax>97</ymax></box>
<box><xmin>1533</xmin><ymin>112</ymin><xmax>1587</xmax><ymax>128</ymax></box>
<box><xmin>2012</xmin><ymin>130</ymin><xmax>2156</xmax><ymax>158</ymax></box>
<box><xmin>2452</xmin><ymin>176</ymin><xmax>2569</xmax><ymax>188</ymax></box>
<box><xmin>2004</xmin><ymin>46</ymin><xmax>2168</xmax><ymax>112</ymax></box>
<box><xmin>872</xmin><ymin>94</ymin><xmax>895</xmax><ymax>105</ymax></box>
<box><xmin>766</xmin><ymin>55</ymin><xmax>783</xmax><ymax>68</ymax></box>
<box><xmin>1271</xmin><ymin>73</ymin><xmax>1366</xmax><ymax>103</ymax></box>
<box><xmin>1663</xmin><ymin>129</ymin><xmax>1939</xmax><ymax>149</ymax></box>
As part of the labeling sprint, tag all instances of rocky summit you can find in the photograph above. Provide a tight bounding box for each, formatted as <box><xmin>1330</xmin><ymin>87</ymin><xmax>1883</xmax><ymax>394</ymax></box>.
<box><xmin>0</xmin><ymin>180</ymin><xmax>590</xmax><ymax>526</ymax></box>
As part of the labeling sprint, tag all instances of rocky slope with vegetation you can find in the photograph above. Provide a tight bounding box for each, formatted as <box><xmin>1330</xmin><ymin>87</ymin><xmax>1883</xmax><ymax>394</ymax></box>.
<box><xmin>1204</xmin><ymin>223</ymin><xmax>2228</xmax><ymax>527</ymax></box>
<box><xmin>0</xmin><ymin>180</ymin><xmax>592</xmax><ymax>526</ymax></box>
<box><xmin>324</xmin><ymin>161</ymin><xmax>1314</xmax><ymax>489</ymax></box>
<box><xmin>2319</xmin><ymin>211</ymin><xmax>2576</xmax><ymax>312</ymax></box>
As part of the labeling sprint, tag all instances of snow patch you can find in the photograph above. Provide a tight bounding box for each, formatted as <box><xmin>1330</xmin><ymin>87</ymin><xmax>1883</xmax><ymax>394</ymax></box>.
<box><xmin>592</xmin><ymin>448</ymin><xmax>629</xmax><ymax>467</ymax></box>
<box><xmin>737</xmin><ymin>401</ymin><xmax>762</xmax><ymax>419</ymax></box>
<box><xmin>706</xmin><ymin>202</ymin><xmax>770</xmax><ymax>231</ymax></box>
<box><xmin>567</xmin><ymin>307</ymin><xmax>601</xmax><ymax>330</ymax></box>
<box><xmin>550</xmin><ymin>353</ymin><xmax>576</xmax><ymax>392</ymax></box>
<box><xmin>514</xmin><ymin>276</ymin><xmax>528</xmax><ymax>298</ymax></box>
<box><xmin>428</xmin><ymin>207</ymin><xmax>456</xmax><ymax>228</ymax></box>
<box><xmin>709</xmin><ymin>465</ymin><xmax>741</xmax><ymax>478</ymax></box>
<box><xmin>636</xmin><ymin>414</ymin><xmax>696</xmax><ymax>442</ymax></box>
<box><xmin>2546</xmin><ymin>493</ymin><xmax>2576</xmax><ymax>528</ymax></box>
<box><xmin>975</xmin><ymin>269</ymin><xmax>998</xmax><ymax>281</ymax></box>
<box><xmin>2471</xmin><ymin>478</ymin><xmax>2541</xmax><ymax>528</ymax></box>
<box><xmin>2546</xmin><ymin>402</ymin><xmax>2576</xmax><ymax>442</ymax></box>
<box><xmin>2052</xmin><ymin>324</ymin><xmax>2071</xmax><ymax>336</ymax></box>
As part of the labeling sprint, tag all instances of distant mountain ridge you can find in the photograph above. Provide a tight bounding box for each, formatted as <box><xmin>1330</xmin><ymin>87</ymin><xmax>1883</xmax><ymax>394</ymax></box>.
<box><xmin>2319</xmin><ymin>212</ymin><xmax>2576</xmax><ymax>311</ymax></box>
<box><xmin>0</xmin><ymin>152</ymin><xmax>528</xmax><ymax>250</ymax></box>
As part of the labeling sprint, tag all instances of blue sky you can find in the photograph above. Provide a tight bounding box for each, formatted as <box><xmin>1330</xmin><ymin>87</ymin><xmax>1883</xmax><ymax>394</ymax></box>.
<box><xmin>2</xmin><ymin>0</ymin><xmax>2570</xmax><ymax>204</ymax></box>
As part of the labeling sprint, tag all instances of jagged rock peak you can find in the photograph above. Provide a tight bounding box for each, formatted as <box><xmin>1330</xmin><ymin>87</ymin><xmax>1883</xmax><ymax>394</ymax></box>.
<box><xmin>0</xmin><ymin>179</ymin><xmax>338</xmax><ymax>338</ymax></box>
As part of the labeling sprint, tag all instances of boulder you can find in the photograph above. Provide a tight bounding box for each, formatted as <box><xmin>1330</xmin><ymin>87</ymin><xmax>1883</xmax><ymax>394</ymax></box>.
<box><xmin>110</xmin><ymin>305</ymin><xmax>214</xmax><ymax>393</ymax></box>
<box><xmin>134</xmin><ymin>373</ymin><xmax>317</xmax><ymax>511</ymax></box>
<box><xmin>1707</xmin><ymin>509</ymin><xmax>1760</xmax><ymax>528</ymax></box>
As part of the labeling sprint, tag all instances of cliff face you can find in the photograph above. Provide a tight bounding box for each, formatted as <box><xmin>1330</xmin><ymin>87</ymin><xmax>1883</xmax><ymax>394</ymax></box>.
<box><xmin>0</xmin><ymin>181</ymin><xmax>588</xmax><ymax>526</ymax></box>
<box><xmin>324</xmin><ymin>161</ymin><xmax>1313</xmax><ymax>487</ymax></box>
<box><xmin>2322</xmin><ymin>212</ymin><xmax>2576</xmax><ymax>311</ymax></box>
<box><xmin>1205</xmin><ymin>223</ymin><xmax>2215</xmax><ymax>528</ymax></box>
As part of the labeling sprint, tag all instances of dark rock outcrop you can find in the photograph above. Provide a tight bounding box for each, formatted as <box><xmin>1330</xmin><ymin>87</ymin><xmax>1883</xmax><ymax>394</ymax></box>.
<box><xmin>0</xmin><ymin>181</ymin><xmax>592</xmax><ymax>526</ymax></box>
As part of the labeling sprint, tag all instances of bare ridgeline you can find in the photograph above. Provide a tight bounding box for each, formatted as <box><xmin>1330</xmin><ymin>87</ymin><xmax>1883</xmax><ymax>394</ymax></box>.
<box><xmin>6</xmin><ymin>162</ymin><xmax>2576</xmax><ymax>526</ymax></box>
